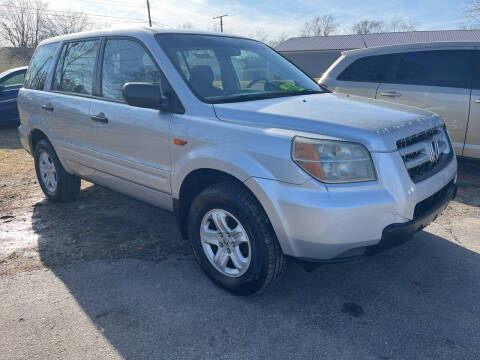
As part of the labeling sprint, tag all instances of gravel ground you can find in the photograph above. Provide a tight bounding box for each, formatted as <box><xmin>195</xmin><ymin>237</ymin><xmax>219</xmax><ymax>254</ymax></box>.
<box><xmin>0</xmin><ymin>125</ymin><xmax>479</xmax><ymax>359</ymax></box>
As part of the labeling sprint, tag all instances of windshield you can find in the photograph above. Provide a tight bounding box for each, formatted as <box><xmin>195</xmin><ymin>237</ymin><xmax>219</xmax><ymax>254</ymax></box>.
<box><xmin>156</xmin><ymin>34</ymin><xmax>325</xmax><ymax>104</ymax></box>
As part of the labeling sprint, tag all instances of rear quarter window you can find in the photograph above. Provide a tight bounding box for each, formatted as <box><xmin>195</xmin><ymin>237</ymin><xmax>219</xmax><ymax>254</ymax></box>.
<box><xmin>24</xmin><ymin>43</ymin><xmax>59</xmax><ymax>90</ymax></box>
<box><xmin>337</xmin><ymin>54</ymin><xmax>398</xmax><ymax>83</ymax></box>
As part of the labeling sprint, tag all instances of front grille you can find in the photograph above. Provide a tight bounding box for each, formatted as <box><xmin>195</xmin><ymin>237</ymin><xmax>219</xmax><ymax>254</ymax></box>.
<box><xmin>397</xmin><ymin>126</ymin><xmax>453</xmax><ymax>183</ymax></box>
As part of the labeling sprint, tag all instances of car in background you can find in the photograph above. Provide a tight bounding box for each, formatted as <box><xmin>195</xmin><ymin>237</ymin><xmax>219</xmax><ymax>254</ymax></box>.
<box><xmin>319</xmin><ymin>42</ymin><xmax>480</xmax><ymax>159</ymax></box>
<box><xmin>0</xmin><ymin>66</ymin><xmax>27</xmax><ymax>126</ymax></box>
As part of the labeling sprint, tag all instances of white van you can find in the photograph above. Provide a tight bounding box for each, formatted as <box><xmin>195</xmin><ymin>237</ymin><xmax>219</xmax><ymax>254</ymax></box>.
<box><xmin>320</xmin><ymin>42</ymin><xmax>480</xmax><ymax>159</ymax></box>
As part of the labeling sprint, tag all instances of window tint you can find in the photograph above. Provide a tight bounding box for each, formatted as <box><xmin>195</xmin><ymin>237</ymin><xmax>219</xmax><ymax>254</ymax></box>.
<box><xmin>1</xmin><ymin>72</ymin><xmax>25</xmax><ymax>87</ymax></box>
<box><xmin>102</xmin><ymin>39</ymin><xmax>162</xmax><ymax>101</ymax></box>
<box><xmin>52</xmin><ymin>40</ymin><xmax>99</xmax><ymax>95</ymax></box>
<box><xmin>24</xmin><ymin>43</ymin><xmax>59</xmax><ymax>90</ymax></box>
<box><xmin>396</xmin><ymin>50</ymin><xmax>472</xmax><ymax>88</ymax></box>
<box><xmin>337</xmin><ymin>54</ymin><xmax>397</xmax><ymax>82</ymax></box>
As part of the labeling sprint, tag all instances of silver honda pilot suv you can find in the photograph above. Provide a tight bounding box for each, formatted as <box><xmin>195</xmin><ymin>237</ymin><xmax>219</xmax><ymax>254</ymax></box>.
<box><xmin>18</xmin><ymin>28</ymin><xmax>457</xmax><ymax>295</ymax></box>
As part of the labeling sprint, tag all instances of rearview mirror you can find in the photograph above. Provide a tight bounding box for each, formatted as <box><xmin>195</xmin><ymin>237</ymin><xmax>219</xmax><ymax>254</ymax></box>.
<box><xmin>122</xmin><ymin>82</ymin><xmax>167</xmax><ymax>110</ymax></box>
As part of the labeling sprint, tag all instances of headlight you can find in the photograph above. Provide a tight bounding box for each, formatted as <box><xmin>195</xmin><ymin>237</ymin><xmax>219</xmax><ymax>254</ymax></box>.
<box><xmin>292</xmin><ymin>137</ymin><xmax>376</xmax><ymax>183</ymax></box>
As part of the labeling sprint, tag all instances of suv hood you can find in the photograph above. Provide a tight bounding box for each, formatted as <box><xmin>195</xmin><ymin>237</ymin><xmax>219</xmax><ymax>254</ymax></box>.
<box><xmin>213</xmin><ymin>93</ymin><xmax>443</xmax><ymax>152</ymax></box>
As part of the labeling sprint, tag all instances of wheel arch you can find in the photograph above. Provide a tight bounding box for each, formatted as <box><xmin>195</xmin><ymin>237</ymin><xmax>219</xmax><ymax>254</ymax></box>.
<box><xmin>175</xmin><ymin>168</ymin><xmax>272</xmax><ymax>240</ymax></box>
<box><xmin>29</xmin><ymin>128</ymin><xmax>49</xmax><ymax>153</ymax></box>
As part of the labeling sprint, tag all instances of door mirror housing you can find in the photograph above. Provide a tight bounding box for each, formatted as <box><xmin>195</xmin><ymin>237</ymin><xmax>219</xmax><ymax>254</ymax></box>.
<box><xmin>122</xmin><ymin>82</ymin><xmax>168</xmax><ymax>110</ymax></box>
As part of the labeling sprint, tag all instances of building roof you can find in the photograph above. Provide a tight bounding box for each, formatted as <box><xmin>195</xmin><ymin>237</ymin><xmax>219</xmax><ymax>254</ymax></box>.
<box><xmin>276</xmin><ymin>30</ymin><xmax>480</xmax><ymax>52</ymax></box>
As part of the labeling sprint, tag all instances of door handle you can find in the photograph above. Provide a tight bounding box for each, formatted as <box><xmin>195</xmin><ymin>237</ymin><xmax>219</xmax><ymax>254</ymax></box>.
<box><xmin>475</xmin><ymin>99</ymin><xmax>480</xmax><ymax>104</ymax></box>
<box><xmin>91</xmin><ymin>113</ymin><xmax>108</xmax><ymax>124</ymax></box>
<box><xmin>380</xmin><ymin>91</ymin><xmax>402</xmax><ymax>98</ymax></box>
<box><xmin>41</xmin><ymin>103</ymin><xmax>54</xmax><ymax>111</ymax></box>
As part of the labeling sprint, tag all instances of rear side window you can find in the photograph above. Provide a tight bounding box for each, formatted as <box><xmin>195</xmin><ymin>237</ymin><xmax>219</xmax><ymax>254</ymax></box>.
<box><xmin>101</xmin><ymin>39</ymin><xmax>162</xmax><ymax>101</ymax></box>
<box><xmin>52</xmin><ymin>40</ymin><xmax>100</xmax><ymax>95</ymax></box>
<box><xmin>337</xmin><ymin>54</ymin><xmax>397</xmax><ymax>82</ymax></box>
<box><xmin>24</xmin><ymin>43</ymin><xmax>59</xmax><ymax>90</ymax></box>
<box><xmin>395</xmin><ymin>50</ymin><xmax>472</xmax><ymax>88</ymax></box>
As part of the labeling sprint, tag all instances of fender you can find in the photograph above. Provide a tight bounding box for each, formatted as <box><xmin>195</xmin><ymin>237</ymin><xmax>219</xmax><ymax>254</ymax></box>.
<box><xmin>171</xmin><ymin>144</ymin><xmax>278</xmax><ymax>198</ymax></box>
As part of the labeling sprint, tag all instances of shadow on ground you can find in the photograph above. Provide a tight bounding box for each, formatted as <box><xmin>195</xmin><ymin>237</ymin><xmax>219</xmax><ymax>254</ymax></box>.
<box><xmin>31</xmin><ymin>181</ymin><xmax>480</xmax><ymax>358</ymax></box>
<box><xmin>0</xmin><ymin>125</ymin><xmax>22</xmax><ymax>150</ymax></box>
<box><xmin>456</xmin><ymin>158</ymin><xmax>480</xmax><ymax>207</ymax></box>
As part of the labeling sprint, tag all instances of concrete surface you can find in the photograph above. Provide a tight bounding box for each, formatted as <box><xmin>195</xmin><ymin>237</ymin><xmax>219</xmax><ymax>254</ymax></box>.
<box><xmin>1</xmin><ymin>126</ymin><xmax>479</xmax><ymax>359</ymax></box>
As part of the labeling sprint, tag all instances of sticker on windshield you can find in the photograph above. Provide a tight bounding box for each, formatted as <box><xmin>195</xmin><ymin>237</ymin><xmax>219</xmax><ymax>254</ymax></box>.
<box><xmin>279</xmin><ymin>82</ymin><xmax>305</xmax><ymax>92</ymax></box>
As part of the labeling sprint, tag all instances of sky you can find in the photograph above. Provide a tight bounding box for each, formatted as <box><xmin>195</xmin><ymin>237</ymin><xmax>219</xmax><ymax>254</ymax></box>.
<box><xmin>45</xmin><ymin>0</ymin><xmax>469</xmax><ymax>41</ymax></box>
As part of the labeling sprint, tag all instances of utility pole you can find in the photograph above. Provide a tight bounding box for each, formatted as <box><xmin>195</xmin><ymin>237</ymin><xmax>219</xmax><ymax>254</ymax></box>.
<box><xmin>213</xmin><ymin>14</ymin><xmax>228</xmax><ymax>32</ymax></box>
<box><xmin>146</xmin><ymin>0</ymin><xmax>152</xmax><ymax>27</ymax></box>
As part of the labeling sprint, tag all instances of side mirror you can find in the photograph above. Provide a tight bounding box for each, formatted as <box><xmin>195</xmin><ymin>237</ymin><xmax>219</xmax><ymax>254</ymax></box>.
<box><xmin>122</xmin><ymin>82</ymin><xmax>168</xmax><ymax>110</ymax></box>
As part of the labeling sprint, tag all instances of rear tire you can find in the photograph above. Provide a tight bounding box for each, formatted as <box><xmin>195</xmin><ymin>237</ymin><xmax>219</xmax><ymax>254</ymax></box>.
<box><xmin>34</xmin><ymin>139</ymin><xmax>80</xmax><ymax>202</ymax></box>
<box><xmin>188</xmin><ymin>182</ymin><xmax>285</xmax><ymax>295</ymax></box>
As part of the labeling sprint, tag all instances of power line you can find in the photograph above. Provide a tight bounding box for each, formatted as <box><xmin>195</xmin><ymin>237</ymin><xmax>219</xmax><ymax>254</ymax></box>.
<box><xmin>73</xmin><ymin>0</ymin><xmax>145</xmax><ymax>8</ymax></box>
<box><xmin>0</xmin><ymin>6</ymin><xmax>148</xmax><ymax>23</ymax></box>
<box><xmin>213</xmin><ymin>14</ymin><xmax>228</xmax><ymax>32</ymax></box>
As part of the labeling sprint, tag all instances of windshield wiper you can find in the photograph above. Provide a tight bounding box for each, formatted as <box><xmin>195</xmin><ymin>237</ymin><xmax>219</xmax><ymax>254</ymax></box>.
<box><xmin>210</xmin><ymin>89</ymin><xmax>326</xmax><ymax>104</ymax></box>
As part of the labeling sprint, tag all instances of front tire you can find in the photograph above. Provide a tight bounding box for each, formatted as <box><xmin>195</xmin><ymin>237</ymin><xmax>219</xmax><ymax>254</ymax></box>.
<box><xmin>34</xmin><ymin>139</ymin><xmax>80</xmax><ymax>202</ymax></box>
<box><xmin>188</xmin><ymin>182</ymin><xmax>285</xmax><ymax>295</ymax></box>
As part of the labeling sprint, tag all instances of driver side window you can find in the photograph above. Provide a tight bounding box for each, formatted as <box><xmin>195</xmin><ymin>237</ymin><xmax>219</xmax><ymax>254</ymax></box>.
<box><xmin>102</xmin><ymin>39</ymin><xmax>162</xmax><ymax>101</ymax></box>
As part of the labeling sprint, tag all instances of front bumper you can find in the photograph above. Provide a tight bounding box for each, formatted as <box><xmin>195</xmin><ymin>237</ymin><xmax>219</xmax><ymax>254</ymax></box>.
<box><xmin>245</xmin><ymin>151</ymin><xmax>457</xmax><ymax>260</ymax></box>
<box><xmin>369</xmin><ymin>180</ymin><xmax>456</xmax><ymax>255</ymax></box>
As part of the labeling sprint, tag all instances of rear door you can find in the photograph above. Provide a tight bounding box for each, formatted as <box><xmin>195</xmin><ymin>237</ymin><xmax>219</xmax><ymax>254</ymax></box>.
<box><xmin>87</xmin><ymin>37</ymin><xmax>176</xmax><ymax>196</ymax></box>
<box><xmin>376</xmin><ymin>49</ymin><xmax>473</xmax><ymax>156</ymax></box>
<box><xmin>464</xmin><ymin>50</ymin><xmax>480</xmax><ymax>159</ymax></box>
<box><xmin>48</xmin><ymin>39</ymin><xmax>100</xmax><ymax>168</ymax></box>
<box><xmin>0</xmin><ymin>70</ymin><xmax>25</xmax><ymax>123</ymax></box>
<box><xmin>333</xmin><ymin>54</ymin><xmax>398</xmax><ymax>98</ymax></box>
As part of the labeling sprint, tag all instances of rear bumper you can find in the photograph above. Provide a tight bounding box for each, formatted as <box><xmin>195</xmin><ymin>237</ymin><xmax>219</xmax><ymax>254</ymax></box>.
<box><xmin>18</xmin><ymin>124</ymin><xmax>30</xmax><ymax>154</ymax></box>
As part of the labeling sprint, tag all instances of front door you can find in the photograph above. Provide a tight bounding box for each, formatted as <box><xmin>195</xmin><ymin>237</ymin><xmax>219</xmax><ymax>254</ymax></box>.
<box><xmin>47</xmin><ymin>39</ymin><xmax>100</xmax><ymax>170</ymax></box>
<box><xmin>333</xmin><ymin>53</ymin><xmax>398</xmax><ymax>98</ymax></box>
<box><xmin>87</xmin><ymin>38</ymin><xmax>172</xmax><ymax>197</ymax></box>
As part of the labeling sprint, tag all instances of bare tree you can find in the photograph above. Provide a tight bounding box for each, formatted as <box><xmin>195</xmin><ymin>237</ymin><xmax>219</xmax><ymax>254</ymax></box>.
<box><xmin>250</xmin><ymin>30</ymin><xmax>289</xmax><ymax>48</ymax></box>
<box><xmin>268</xmin><ymin>33</ymin><xmax>288</xmax><ymax>48</ymax></box>
<box><xmin>351</xmin><ymin>17</ymin><xmax>418</xmax><ymax>34</ymax></box>
<box><xmin>464</xmin><ymin>0</ymin><xmax>480</xmax><ymax>28</ymax></box>
<box><xmin>301</xmin><ymin>14</ymin><xmax>338</xmax><ymax>36</ymax></box>
<box><xmin>0</xmin><ymin>0</ymin><xmax>92</xmax><ymax>49</ymax></box>
<box><xmin>351</xmin><ymin>20</ymin><xmax>386</xmax><ymax>34</ymax></box>
<box><xmin>43</xmin><ymin>10</ymin><xmax>92</xmax><ymax>38</ymax></box>
<box><xmin>0</xmin><ymin>0</ymin><xmax>48</xmax><ymax>48</ymax></box>
<box><xmin>251</xmin><ymin>29</ymin><xmax>269</xmax><ymax>43</ymax></box>
<box><xmin>389</xmin><ymin>16</ymin><xmax>418</xmax><ymax>32</ymax></box>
